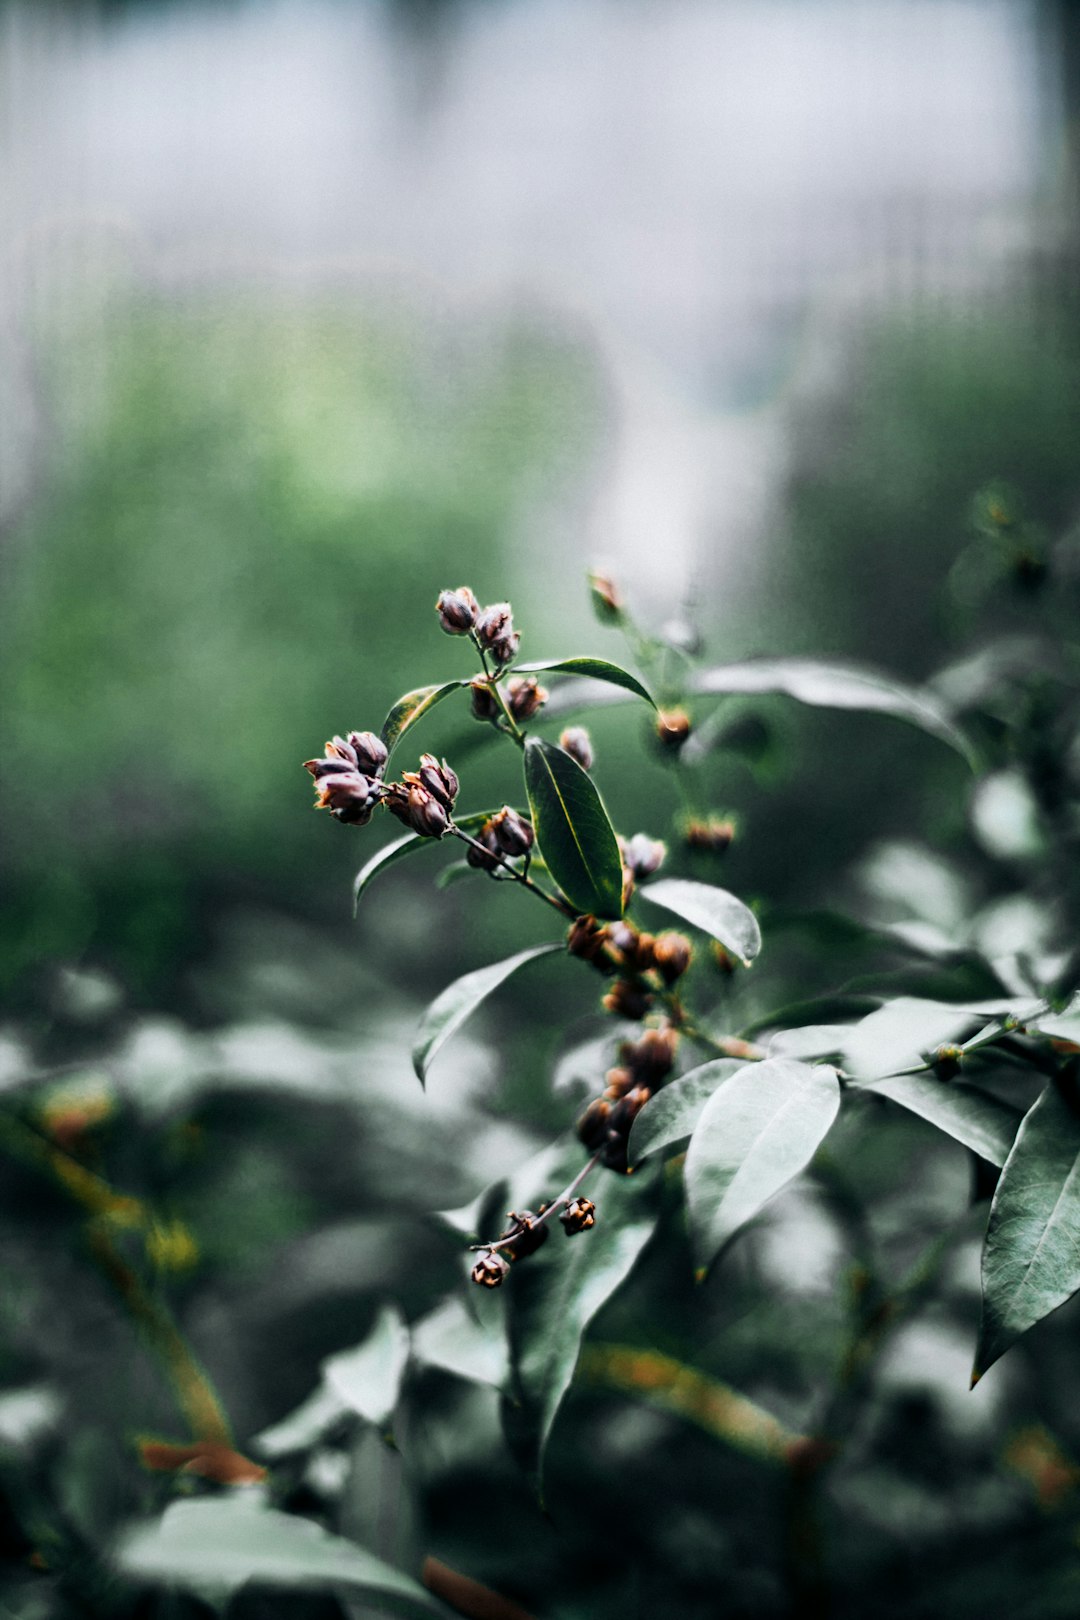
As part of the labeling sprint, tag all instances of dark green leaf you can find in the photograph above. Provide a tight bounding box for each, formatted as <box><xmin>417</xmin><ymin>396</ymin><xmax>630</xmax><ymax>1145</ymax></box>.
<box><xmin>412</xmin><ymin>942</ymin><xmax>565</xmax><ymax>1085</ymax></box>
<box><xmin>411</xmin><ymin>1297</ymin><xmax>509</xmax><ymax>1390</ymax></box>
<box><xmin>628</xmin><ymin>1060</ymin><xmax>742</xmax><ymax>1164</ymax></box>
<box><xmin>689</xmin><ymin>657</ymin><xmax>976</xmax><ymax>766</ymax></box>
<box><xmin>323</xmin><ymin>1305</ymin><xmax>410</xmax><ymax>1429</ymax></box>
<box><xmin>858</xmin><ymin>1073</ymin><xmax>1020</xmax><ymax>1167</ymax></box>
<box><xmin>114</xmin><ymin>1495</ymin><xmax>441</xmax><ymax>1613</ymax></box>
<box><xmin>515</xmin><ymin>657</ymin><xmax>656</xmax><ymax>709</ymax></box>
<box><xmin>639</xmin><ymin>877</ymin><xmax>762</xmax><ymax>965</ymax></box>
<box><xmin>434</xmin><ymin>859</ymin><xmax>474</xmax><ymax>889</ymax></box>
<box><xmin>523</xmin><ymin>737</ymin><xmax>624</xmax><ymax>918</ymax></box>
<box><xmin>975</xmin><ymin>1075</ymin><xmax>1080</xmax><ymax>1380</ymax></box>
<box><xmin>380</xmin><ymin>680</ymin><xmax>465</xmax><ymax>760</ymax></box>
<box><xmin>685</xmin><ymin>1059</ymin><xmax>841</xmax><ymax>1271</ymax></box>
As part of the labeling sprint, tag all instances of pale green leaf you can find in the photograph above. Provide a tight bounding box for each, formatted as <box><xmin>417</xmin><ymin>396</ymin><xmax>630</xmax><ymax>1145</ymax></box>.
<box><xmin>380</xmin><ymin>681</ymin><xmax>465</xmax><ymax>760</ymax></box>
<box><xmin>411</xmin><ymin>1297</ymin><xmax>509</xmax><ymax>1390</ymax></box>
<box><xmin>412</xmin><ymin>942</ymin><xmax>564</xmax><ymax>1085</ymax></box>
<box><xmin>323</xmin><ymin>1305</ymin><xmax>410</xmax><ymax>1430</ymax></box>
<box><xmin>628</xmin><ymin>1060</ymin><xmax>742</xmax><ymax>1164</ymax></box>
<box><xmin>859</xmin><ymin>1073</ymin><xmax>1020</xmax><ymax>1167</ymax></box>
<box><xmin>639</xmin><ymin>877</ymin><xmax>761</xmax><ymax>965</ymax></box>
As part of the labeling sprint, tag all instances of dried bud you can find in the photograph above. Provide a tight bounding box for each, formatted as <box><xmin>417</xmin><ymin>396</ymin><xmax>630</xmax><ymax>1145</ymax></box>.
<box><xmin>655</xmin><ymin>708</ymin><xmax>692</xmax><ymax>752</ymax></box>
<box><xmin>622</xmin><ymin>832</ymin><xmax>667</xmax><ymax>882</ymax></box>
<box><xmin>684</xmin><ymin>815</ymin><xmax>735</xmax><ymax>853</ymax></box>
<box><xmin>386</xmin><ymin>781</ymin><xmax>449</xmax><ymax>838</ymax></box>
<box><xmin>560</xmin><ymin>1197</ymin><xmax>596</xmax><ymax>1235</ymax></box>
<box><xmin>622</xmin><ymin>1025</ymin><xmax>679</xmax><ymax>1083</ymax></box>
<box><xmin>471</xmin><ymin>1250</ymin><xmax>510</xmax><ymax>1288</ymax></box>
<box><xmin>559</xmin><ymin>727</ymin><xmax>594</xmax><ymax>770</ymax></box>
<box><xmin>501</xmin><ymin>1211</ymin><xmax>549</xmax><ymax>1259</ymax></box>
<box><xmin>490</xmin><ymin>806</ymin><xmax>534</xmax><ymax>857</ymax></box>
<box><xmin>602</xmin><ymin>978</ymin><xmax>653</xmax><ymax>1020</ymax></box>
<box><xmin>588</xmin><ymin>569</ymin><xmax>623</xmax><ymax>624</ymax></box>
<box><xmin>653</xmin><ymin>931</ymin><xmax>693</xmax><ymax>985</ymax></box>
<box><xmin>603</xmin><ymin>1066</ymin><xmax>636</xmax><ymax>1100</ymax></box>
<box><xmin>466</xmin><ymin>818</ymin><xmax>503</xmax><ymax>871</ymax></box>
<box><xmin>475</xmin><ymin>602</ymin><xmax>513</xmax><ymax>649</ymax></box>
<box><xmin>470</xmin><ymin>678</ymin><xmax>501</xmax><ymax>722</ymax></box>
<box><xmin>416</xmin><ymin>753</ymin><xmax>459</xmax><ymax>811</ymax></box>
<box><xmin>311</xmin><ymin>771</ymin><xmax>379</xmax><ymax>825</ymax></box>
<box><xmin>507</xmin><ymin>676</ymin><xmax>548</xmax><ymax>721</ymax></box>
<box><xmin>576</xmin><ymin>1096</ymin><xmax>612</xmax><ymax>1150</ymax></box>
<box><xmin>488</xmin><ymin>630</ymin><xmax>521</xmax><ymax>668</ymax></box>
<box><xmin>436</xmin><ymin>586</ymin><xmax>479</xmax><ymax>635</ymax></box>
<box><xmin>603</xmin><ymin>1087</ymin><xmax>651</xmax><ymax>1171</ymax></box>
<box><xmin>567</xmin><ymin>915</ymin><xmax>612</xmax><ymax>969</ymax></box>
<box><xmin>347</xmin><ymin>731</ymin><xmax>388</xmax><ymax>779</ymax></box>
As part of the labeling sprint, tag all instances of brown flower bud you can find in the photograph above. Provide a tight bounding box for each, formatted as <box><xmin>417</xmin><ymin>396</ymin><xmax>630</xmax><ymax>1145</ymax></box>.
<box><xmin>416</xmin><ymin>753</ymin><xmax>459</xmax><ymax>811</ymax></box>
<box><xmin>932</xmin><ymin>1043</ymin><xmax>963</xmax><ymax>1080</ymax></box>
<box><xmin>560</xmin><ymin>1197</ymin><xmax>596</xmax><ymax>1235</ymax></box>
<box><xmin>603</xmin><ymin>1066</ymin><xmax>636</xmax><ymax>1100</ymax></box>
<box><xmin>567</xmin><ymin>915</ymin><xmax>612</xmax><ymax>969</ymax></box>
<box><xmin>602</xmin><ymin>979</ymin><xmax>652</xmax><ymax>1019</ymax></box>
<box><xmin>588</xmin><ymin>569</ymin><xmax>623</xmax><ymax>624</ymax></box>
<box><xmin>684</xmin><ymin>815</ymin><xmax>735</xmax><ymax>853</ymax></box>
<box><xmin>347</xmin><ymin>731</ymin><xmax>389</xmax><ymax>779</ymax></box>
<box><xmin>436</xmin><ymin>586</ymin><xmax>479</xmax><ymax>635</ymax></box>
<box><xmin>501</xmin><ymin>1211</ymin><xmax>549</xmax><ymax>1259</ymax></box>
<box><xmin>475</xmin><ymin>602</ymin><xmax>513</xmax><ymax>648</ymax></box>
<box><xmin>653</xmin><ymin>931</ymin><xmax>693</xmax><ymax>985</ymax></box>
<box><xmin>466</xmin><ymin>818</ymin><xmax>503</xmax><ymax>871</ymax></box>
<box><xmin>711</xmin><ymin>942</ymin><xmax>737</xmax><ymax>976</ymax></box>
<box><xmin>559</xmin><ymin>727</ymin><xmax>594</xmax><ymax>770</ymax></box>
<box><xmin>488</xmin><ymin>630</ymin><xmax>521</xmax><ymax>668</ymax></box>
<box><xmin>576</xmin><ymin>1096</ymin><xmax>612</xmax><ymax>1150</ymax></box>
<box><xmin>386</xmin><ymin>782</ymin><xmax>449</xmax><ymax>838</ymax></box>
<box><xmin>471</xmin><ymin>1250</ymin><xmax>510</xmax><ymax>1288</ymax></box>
<box><xmin>606</xmin><ymin>920</ymin><xmax>639</xmax><ymax>963</ymax></box>
<box><xmin>312</xmin><ymin>771</ymin><xmax>379</xmax><ymax>825</ymax></box>
<box><xmin>621</xmin><ymin>832</ymin><xmax>667</xmax><ymax>882</ymax></box>
<box><xmin>607</xmin><ymin>1085</ymin><xmax>651</xmax><ymax>1139</ymax></box>
<box><xmin>490</xmin><ymin>806</ymin><xmax>534</xmax><ymax>857</ymax></box>
<box><xmin>655</xmin><ymin>708</ymin><xmax>692</xmax><ymax>752</ymax></box>
<box><xmin>507</xmin><ymin>676</ymin><xmax>548</xmax><ymax>721</ymax></box>
<box><xmin>621</xmin><ymin>1025</ymin><xmax>679</xmax><ymax>1083</ymax></box>
<box><xmin>468</xmin><ymin>678</ymin><xmax>499</xmax><ymax>722</ymax></box>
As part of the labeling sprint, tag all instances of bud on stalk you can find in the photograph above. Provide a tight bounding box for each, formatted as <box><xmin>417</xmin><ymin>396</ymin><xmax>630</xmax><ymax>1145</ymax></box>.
<box><xmin>621</xmin><ymin>832</ymin><xmax>667</xmax><ymax>882</ymax></box>
<box><xmin>469</xmin><ymin>678</ymin><xmax>501</xmax><ymax>722</ymax></box>
<box><xmin>655</xmin><ymin>707</ymin><xmax>692</xmax><ymax>752</ymax></box>
<box><xmin>507</xmin><ymin>676</ymin><xmax>548</xmax><ymax>721</ymax></box>
<box><xmin>560</xmin><ymin>1197</ymin><xmax>596</xmax><ymax>1235</ymax></box>
<box><xmin>471</xmin><ymin>1250</ymin><xmax>510</xmax><ymax>1288</ymax></box>
<box><xmin>347</xmin><ymin>731</ymin><xmax>389</xmax><ymax>779</ymax></box>
<box><xmin>588</xmin><ymin>569</ymin><xmax>624</xmax><ymax>624</ymax></box>
<box><xmin>436</xmin><ymin>586</ymin><xmax>479</xmax><ymax>635</ymax></box>
<box><xmin>559</xmin><ymin>726</ymin><xmax>594</xmax><ymax>770</ymax></box>
<box><xmin>490</xmin><ymin>806</ymin><xmax>534</xmax><ymax>857</ymax></box>
<box><xmin>653</xmin><ymin>931</ymin><xmax>693</xmax><ymax>985</ymax></box>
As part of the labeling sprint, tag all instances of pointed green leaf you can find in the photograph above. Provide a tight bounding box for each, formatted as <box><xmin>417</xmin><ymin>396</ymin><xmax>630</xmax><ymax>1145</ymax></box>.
<box><xmin>353</xmin><ymin>809</ymin><xmax>512</xmax><ymax>913</ymax></box>
<box><xmin>859</xmin><ymin>1073</ymin><xmax>1020</xmax><ymax>1167</ymax></box>
<box><xmin>639</xmin><ymin>877</ymin><xmax>762</xmax><ymax>965</ymax></box>
<box><xmin>412</xmin><ymin>942</ymin><xmax>564</xmax><ymax>1084</ymax></box>
<box><xmin>114</xmin><ymin>1495</ymin><xmax>441</xmax><ymax>1614</ymax></box>
<box><xmin>323</xmin><ymin>1305</ymin><xmax>410</xmax><ymax>1430</ymax></box>
<box><xmin>689</xmin><ymin>657</ymin><xmax>975</xmax><ymax>766</ymax></box>
<box><xmin>628</xmin><ymin>1060</ymin><xmax>742</xmax><ymax>1164</ymax></box>
<box><xmin>515</xmin><ymin>657</ymin><xmax>655</xmax><ymax>709</ymax></box>
<box><xmin>380</xmin><ymin>680</ymin><xmax>465</xmax><ymax>760</ymax></box>
<box><xmin>685</xmin><ymin>1059</ymin><xmax>841</xmax><ymax>1271</ymax></box>
<box><xmin>523</xmin><ymin>737</ymin><xmax>623</xmax><ymax>918</ymax></box>
<box><xmin>842</xmin><ymin>998</ymin><xmax>980</xmax><ymax>1080</ymax></box>
<box><xmin>975</xmin><ymin>1075</ymin><xmax>1080</xmax><ymax>1379</ymax></box>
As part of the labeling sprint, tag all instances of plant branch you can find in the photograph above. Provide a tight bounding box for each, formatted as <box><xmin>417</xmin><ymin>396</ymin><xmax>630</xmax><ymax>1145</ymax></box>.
<box><xmin>449</xmin><ymin>825</ymin><xmax>575</xmax><ymax>918</ymax></box>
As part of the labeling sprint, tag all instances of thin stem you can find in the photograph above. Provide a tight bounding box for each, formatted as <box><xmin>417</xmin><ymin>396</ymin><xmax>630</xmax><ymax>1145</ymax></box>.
<box><xmin>449</xmin><ymin>825</ymin><xmax>575</xmax><ymax>918</ymax></box>
<box><xmin>472</xmin><ymin>1153</ymin><xmax>601</xmax><ymax>1252</ymax></box>
<box><xmin>473</xmin><ymin>641</ymin><xmax>526</xmax><ymax>748</ymax></box>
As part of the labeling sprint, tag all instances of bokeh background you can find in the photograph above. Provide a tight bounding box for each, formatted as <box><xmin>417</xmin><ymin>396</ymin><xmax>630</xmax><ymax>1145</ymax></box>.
<box><xmin>3</xmin><ymin>3</ymin><xmax>1080</xmax><ymax>1617</ymax></box>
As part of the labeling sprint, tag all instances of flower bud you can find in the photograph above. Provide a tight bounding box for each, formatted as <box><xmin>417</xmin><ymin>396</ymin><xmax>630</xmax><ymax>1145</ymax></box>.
<box><xmin>602</xmin><ymin>979</ymin><xmax>652</xmax><ymax>1020</ymax></box>
<box><xmin>311</xmin><ymin>771</ymin><xmax>379</xmax><ymax>825</ymax></box>
<box><xmin>416</xmin><ymin>753</ymin><xmax>459</xmax><ymax>811</ymax></box>
<box><xmin>347</xmin><ymin>731</ymin><xmax>389</xmax><ymax>779</ymax></box>
<box><xmin>711</xmin><ymin>943</ymin><xmax>737</xmax><ymax>976</ymax></box>
<box><xmin>471</xmin><ymin>1250</ymin><xmax>510</xmax><ymax>1288</ymax></box>
<box><xmin>560</xmin><ymin>1197</ymin><xmax>596</xmax><ymax>1235</ymax></box>
<box><xmin>603</xmin><ymin>1066</ymin><xmax>635</xmax><ymax>1100</ymax></box>
<box><xmin>488</xmin><ymin>630</ymin><xmax>521</xmax><ymax>668</ymax></box>
<box><xmin>576</xmin><ymin>1096</ymin><xmax>612</xmax><ymax>1150</ymax></box>
<box><xmin>559</xmin><ymin>727</ymin><xmax>594</xmax><ymax>770</ymax></box>
<box><xmin>507</xmin><ymin>676</ymin><xmax>548</xmax><ymax>721</ymax></box>
<box><xmin>567</xmin><ymin>915</ymin><xmax>612</xmax><ymax>969</ymax></box>
<box><xmin>621</xmin><ymin>1025</ymin><xmax>679</xmax><ymax>1083</ymax></box>
<box><xmin>475</xmin><ymin>602</ymin><xmax>513</xmax><ymax>648</ymax></box>
<box><xmin>588</xmin><ymin>569</ymin><xmax>623</xmax><ymax>624</ymax></box>
<box><xmin>653</xmin><ymin>931</ymin><xmax>693</xmax><ymax>985</ymax></box>
<box><xmin>490</xmin><ymin>806</ymin><xmax>534</xmax><ymax>857</ymax></box>
<box><xmin>684</xmin><ymin>815</ymin><xmax>735</xmax><ymax>854</ymax></box>
<box><xmin>436</xmin><ymin>586</ymin><xmax>479</xmax><ymax>635</ymax></box>
<box><xmin>386</xmin><ymin>782</ymin><xmax>449</xmax><ymax>838</ymax></box>
<box><xmin>655</xmin><ymin>708</ymin><xmax>692</xmax><ymax>752</ymax></box>
<box><xmin>466</xmin><ymin>818</ymin><xmax>503</xmax><ymax>871</ymax></box>
<box><xmin>621</xmin><ymin>832</ymin><xmax>667</xmax><ymax>882</ymax></box>
<box><xmin>501</xmin><ymin>1211</ymin><xmax>549</xmax><ymax>1259</ymax></box>
<box><xmin>470</xmin><ymin>678</ymin><xmax>501</xmax><ymax>722</ymax></box>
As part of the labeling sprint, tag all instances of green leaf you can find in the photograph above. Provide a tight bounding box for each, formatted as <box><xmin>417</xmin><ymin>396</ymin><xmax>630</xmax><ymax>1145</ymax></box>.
<box><xmin>353</xmin><ymin>809</ymin><xmax>511</xmax><ymax>914</ymax></box>
<box><xmin>685</xmin><ymin>1059</ymin><xmax>841</xmax><ymax>1272</ymax></box>
<box><xmin>411</xmin><ymin>1297</ymin><xmax>509</xmax><ymax>1390</ymax></box>
<box><xmin>689</xmin><ymin>657</ymin><xmax>976</xmax><ymax>766</ymax></box>
<box><xmin>523</xmin><ymin>737</ymin><xmax>624</xmax><ymax>918</ymax></box>
<box><xmin>841</xmin><ymin>998</ymin><xmax>981</xmax><ymax>1081</ymax></box>
<box><xmin>858</xmin><ymin>1073</ymin><xmax>1021</xmax><ymax>1167</ymax></box>
<box><xmin>380</xmin><ymin>680</ymin><xmax>464</xmax><ymax>760</ymax></box>
<box><xmin>638</xmin><ymin>877</ymin><xmax>762</xmax><ymax>965</ymax></box>
<box><xmin>766</xmin><ymin>1025</ymin><xmax>855</xmax><ymax>1061</ymax></box>
<box><xmin>114</xmin><ymin>1494</ymin><xmax>441</xmax><ymax>1614</ymax></box>
<box><xmin>516</xmin><ymin>1169</ymin><xmax>655</xmax><ymax>1483</ymax></box>
<box><xmin>434</xmin><ymin>859</ymin><xmax>474</xmax><ymax>889</ymax></box>
<box><xmin>515</xmin><ymin>657</ymin><xmax>656</xmax><ymax>709</ymax></box>
<box><xmin>253</xmin><ymin>1384</ymin><xmax>345</xmax><ymax>1460</ymax></box>
<box><xmin>412</xmin><ymin>942</ymin><xmax>565</xmax><ymax>1085</ymax></box>
<box><xmin>975</xmin><ymin>1075</ymin><xmax>1080</xmax><ymax>1380</ymax></box>
<box><xmin>628</xmin><ymin>1060</ymin><xmax>742</xmax><ymax>1164</ymax></box>
<box><xmin>323</xmin><ymin>1305</ymin><xmax>410</xmax><ymax>1429</ymax></box>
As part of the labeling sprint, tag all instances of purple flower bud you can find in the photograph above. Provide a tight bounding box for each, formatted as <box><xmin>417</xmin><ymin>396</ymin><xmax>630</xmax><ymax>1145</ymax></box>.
<box><xmin>488</xmin><ymin>630</ymin><xmax>521</xmax><ymax>668</ymax></box>
<box><xmin>621</xmin><ymin>833</ymin><xmax>667</xmax><ymax>882</ymax></box>
<box><xmin>559</xmin><ymin>727</ymin><xmax>594</xmax><ymax>771</ymax></box>
<box><xmin>313</xmin><ymin>772</ymin><xmax>378</xmax><ymax>825</ymax></box>
<box><xmin>466</xmin><ymin>820</ymin><xmax>503</xmax><ymax>871</ymax></box>
<box><xmin>507</xmin><ymin>676</ymin><xmax>547</xmax><ymax>721</ymax></box>
<box><xmin>405</xmin><ymin>783</ymin><xmax>449</xmax><ymax>838</ymax></box>
<box><xmin>474</xmin><ymin>602</ymin><xmax>513</xmax><ymax>648</ymax></box>
<box><xmin>491</xmin><ymin>806</ymin><xmax>534</xmax><ymax>858</ymax></box>
<box><xmin>325</xmin><ymin>735</ymin><xmax>360</xmax><ymax>769</ymax></box>
<box><xmin>416</xmin><ymin>753</ymin><xmax>459</xmax><ymax>811</ymax></box>
<box><xmin>469</xmin><ymin>678</ymin><xmax>500</xmax><ymax>722</ymax></box>
<box><xmin>347</xmin><ymin>730</ymin><xmax>388</xmax><ymax>779</ymax></box>
<box><xmin>436</xmin><ymin>586</ymin><xmax>479</xmax><ymax>635</ymax></box>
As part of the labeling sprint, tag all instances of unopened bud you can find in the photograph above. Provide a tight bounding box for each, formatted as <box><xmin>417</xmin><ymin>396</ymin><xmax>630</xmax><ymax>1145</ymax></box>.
<box><xmin>470</xmin><ymin>678</ymin><xmax>501</xmax><ymax>722</ymax></box>
<box><xmin>560</xmin><ymin>1197</ymin><xmax>596</xmax><ymax>1235</ymax></box>
<box><xmin>488</xmin><ymin>630</ymin><xmax>521</xmax><ymax>668</ymax></box>
<box><xmin>387</xmin><ymin>782</ymin><xmax>449</xmax><ymax>838</ymax></box>
<box><xmin>933</xmin><ymin>1043</ymin><xmax>963</xmax><ymax>1079</ymax></box>
<box><xmin>567</xmin><ymin>915</ymin><xmax>612</xmax><ymax>969</ymax></box>
<box><xmin>577</xmin><ymin>1096</ymin><xmax>612</xmax><ymax>1150</ymax></box>
<box><xmin>416</xmin><ymin>753</ymin><xmax>459</xmax><ymax>811</ymax></box>
<box><xmin>310</xmin><ymin>770</ymin><xmax>379</xmax><ymax>825</ymax></box>
<box><xmin>501</xmin><ymin>1211</ymin><xmax>549</xmax><ymax>1259</ymax></box>
<box><xmin>603</xmin><ymin>1066</ymin><xmax>636</xmax><ymax>1100</ymax></box>
<box><xmin>684</xmin><ymin>815</ymin><xmax>735</xmax><ymax>853</ymax></box>
<box><xmin>436</xmin><ymin>586</ymin><xmax>479</xmax><ymax>635</ymax></box>
<box><xmin>347</xmin><ymin>731</ymin><xmax>388</xmax><ymax>779</ymax></box>
<box><xmin>507</xmin><ymin>676</ymin><xmax>548</xmax><ymax>721</ymax></box>
<box><xmin>588</xmin><ymin>569</ymin><xmax>623</xmax><ymax>625</ymax></box>
<box><xmin>475</xmin><ymin>602</ymin><xmax>513</xmax><ymax>648</ymax></box>
<box><xmin>559</xmin><ymin>727</ymin><xmax>594</xmax><ymax>770</ymax></box>
<box><xmin>491</xmin><ymin>806</ymin><xmax>534</xmax><ymax>857</ymax></box>
<box><xmin>621</xmin><ymin>833</ymin><xmax>666</xmax><ymax>882</ymax></box>
<box><xmin>653</xmin><ymin>931</ymin><xmax>693</xmax><ymax>985</ymax></box>
<box><xmin>471</xmin><ymin>1250</ymin><xmax>510</xmax><ymax>1288</ymax></box>
<box><xmin>466</xmin><ymin>818</ymin><xmax>503</xmax><ymax>872</ymax></box>
<box><xmin>602</xmin><ymin>979</ymin><xmax>652</xmax><ymax>1020</ymax></box>
<box><xmin>622</xmin><ymin>1025</ymin><xmax>679</xmax><ymax>1083</ymax></box>
<box><xmin>655</xmin><ymin>708</ymin><xmax>692</xmax><ymax>752</ymax></box>
<box><xmin>711</xmin><ymin>942</ymin><xmax>737</xmax><ymax>976</ymax></box>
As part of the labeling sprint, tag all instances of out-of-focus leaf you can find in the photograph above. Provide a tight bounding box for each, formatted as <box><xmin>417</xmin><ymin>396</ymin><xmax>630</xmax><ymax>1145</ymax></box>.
<box><xmin>514</xmin><ymin>657</ymin><xmax>655</xmax><ymax>709</ymax></box>
<box><xmin>412</xmin><ymin>942</ymin><xmax>564</xmax><ymax>1085</ymax></box>
<box><xmin>689</xmin><ymin>657</ymin><xmax>975</xmax><ymax>765</ymax></box>
<box><xmin>858</xmin><ymin>1073</ymin><xmax>1021</xmax><ymax>1167</ymax></box>
<box><xmin>551</xmin><ymin>1032</ymin><xmax>617</xmax><ymax>1101</ymax></box>
<box><xmin>324</xmin><ymin>1305</ymin><xmax>411</xmax><ymax>1430</ymax></box>
<box><xmin>971</xmin><ymin>770</ymin><xmax>1045</xmax><ymax>860</ymax></box>
<box><xmin>381</xmin><ymin>680</ymin><xmax>466</xmax><ymax>760</ymax></box>
<box><xmin>766</xmin><ymin>1025</ymin><xmax>854</xmax><ymax>1061</ymax></box>
<box><xmin>114</xmin><ymin>1494</ymin><xmax>441</xmax><ymax>1613</ymax></box>
<box><xmin>253</xmin><ymin>1383</ymin><xmax>345</xmax><ymax>1461</ymax></box>
<box><xmin>842</xmin><ymin>998</ymin><xmax>981</xmax><ymax>1080</ymax></box>
<box><xmin>975</xmin><ymin>1075</ymin><xmax>1080</xmax><ymax>1380</ymax></box>
<box><xmin>434</xmin><ymin>859</ymin><xmax>474</xmax><ymax>889</ymax></box>
<box><xmin>523</xmin><ymin>737</ymin><xmax>623</xmax><ymax>918</ymax></box>
<box><xmin>685</xmin><ymin>1059</ymin><xmax>840</xmax><ymax>1272</ymax></box>
<box><xmin>628</xmin><ymin>1060</ymin><xmax>742</xmax><ymax>1163</ymax></box>
<box><xmin>516</xmin><ymin>1171</ymin><xmax>654</xmax><ymax>1484</ymax></box>
<box><xmin>639</xmin><ymin>877</ymin><xmax>761</xmax><ymax>965</ymax></box>
<box><xmin>411</xmin><ymin>1297</ymin><xmax>509</xmax><ymax>1390</ymax></box>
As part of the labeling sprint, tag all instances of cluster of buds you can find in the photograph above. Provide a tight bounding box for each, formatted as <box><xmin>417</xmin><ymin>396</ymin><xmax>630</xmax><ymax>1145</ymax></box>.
<box><xmin>575</xmin><ymin>1020</ymin><xmax>680</xmax><ymax>1172</ymax></box>
<box><xmin>436</xmin><ymin>587</ymin><xmax>522</xmax><ymax>667</ymax></box>
<box><xmin>470</xmin><ymin>1198</ymin><xmax>597</xmax><ymax>1288</ymax></box>
<box><xmin>385</xmin><ymin>753</ymin><xmax>459</xmax><ymax>839</ymax></box>
<box><xmin>466</xmin><ymin>806</ymin><xmax>535</xmax><ymax>872</ymax></box>
<box><xmin>566</xmin><ymin>914</ymin><xmax>694</xmax><ymax>1020</ymax></box>
<box><xmin>304</xmin><ymin>731</ymin><xmax>389</xmax><ymax>825</ymax></box>
<box><xmin>682</xmin><ymin>813</ymin><xmax>736</xmax><ymax>854</ymax></box>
